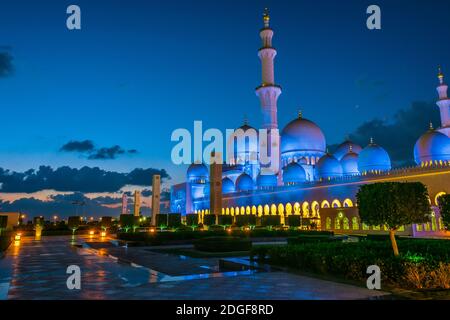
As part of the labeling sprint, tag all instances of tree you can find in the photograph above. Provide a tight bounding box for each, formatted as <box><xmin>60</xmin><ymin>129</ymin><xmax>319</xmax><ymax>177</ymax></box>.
<box><xmin>356</xmin><ymin>182</ymin><xmax>431</xmax><ymax>256</ymax></box>
<box><xmin>438</xmin><ymin>194</ymin><xmax>450</xmax><ymax>230</ymax></box>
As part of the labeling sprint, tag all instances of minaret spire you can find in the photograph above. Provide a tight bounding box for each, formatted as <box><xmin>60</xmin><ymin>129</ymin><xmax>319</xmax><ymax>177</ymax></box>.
<box><xmin>436</xmin><ymin>66</ymin><xmax>450</xmax><ymax>136</ymax></box>
<box><xmin>255</xmin><ymin>8</ymin><xmax>282</xmax><ymax>184</ymax></box>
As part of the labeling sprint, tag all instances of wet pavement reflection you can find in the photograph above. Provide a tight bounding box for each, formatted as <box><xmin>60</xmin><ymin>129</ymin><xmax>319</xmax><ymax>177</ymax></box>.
<box><xmin>0</xmin><ymin>235</ymin><xmax>390</xmax><ymax>300</ymax></box>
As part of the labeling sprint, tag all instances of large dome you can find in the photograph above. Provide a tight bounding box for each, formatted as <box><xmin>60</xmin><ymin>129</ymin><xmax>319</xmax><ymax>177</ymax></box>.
<box><xmin>187</xmin><ymin>163</ymin><xmax>208</xmax><ymax>181</ymax></box>
<box><xmin>282</xmin><ymin>162</ymin><xmax>306</xmax><ymax>185</ymax></box>
<box><xmin>357</xmin><ymin>141</ymin><xmax>391</xmax><ymax>173</ymax></box>
<box><xmin>281</xmin><ymin>116</ymin><xmax>326</xmax><ymax>155</ymax></box>
<box><xmin>316</xmin><ymin>154</ymin><xmax>343</xmax><ymax>179</ymax></box>
<box><xmin>333</xmin><ymin>140</ymin><xmax>362</xmax><ymax>161</ymax></box>
<box><xmin>257</xmin><ymin>173</ymin><xmax>277</xmax><ymax>187</ymax></box>
<box><xmin>414</xmin><ymin>128</ymin><xmax>450</xmax><ymax>164</ymax></box>
<box><xmin>222</xmin><ymin>177</ymin><xmax>235</xmax><ymax>193</ymax></box>
<box><xmin>236</xmin><ymin>173</ymin><xmax>254</xmax><ymax>191</ymax></box>
<box><xmin>340</xmin><ymin>151</ymin><xmax>359</xmax><ymax>175</ymax></box>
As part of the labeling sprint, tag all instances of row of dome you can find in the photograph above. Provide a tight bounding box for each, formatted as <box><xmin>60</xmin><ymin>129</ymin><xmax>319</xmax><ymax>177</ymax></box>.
<box><xmin>188</xmin><ymin>137</ymin><xmax>392</xmax><ymax>193</ymax></box>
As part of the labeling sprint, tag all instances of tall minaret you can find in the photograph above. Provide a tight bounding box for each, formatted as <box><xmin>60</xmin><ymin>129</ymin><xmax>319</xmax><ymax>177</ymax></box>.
<box><xmin>255</xmin><ymin>9</ymin><xmax>282</xmax><ymax>183</ymax></box>
<box><xmin>255</xmin><ymin>8</ymin><xmax>282</xmax><ymax>130</ymax></box>
<box><xmin>436</xmin><ymin>66</ymin><xmax>450</xmax><ymax>137</ymax></box>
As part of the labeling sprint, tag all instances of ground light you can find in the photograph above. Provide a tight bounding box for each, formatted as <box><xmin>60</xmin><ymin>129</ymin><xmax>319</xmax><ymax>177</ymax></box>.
<box><xmin>89</xmin><ymin>230</ymin><xmax>94</xmax><ymax>238</ymax></box>
<box><xmin>101</xmin><ymin>231</ymin><xmax>106</xmax><ymax>237</ymax></box>
<box><xmin>15</xmin><ymin>233</ymin><xmax>22</xmax><ymax>241</ymax></box>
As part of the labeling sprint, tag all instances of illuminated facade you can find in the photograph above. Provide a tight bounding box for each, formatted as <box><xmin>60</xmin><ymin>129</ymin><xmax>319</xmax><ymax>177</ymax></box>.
<box><xmin>170</xmin><ymin>10</ymin><xmax>450</xmax><ymax>236</ymax></box>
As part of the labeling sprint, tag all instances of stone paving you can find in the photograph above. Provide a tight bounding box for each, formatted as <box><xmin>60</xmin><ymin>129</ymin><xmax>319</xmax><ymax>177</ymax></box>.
<box><xmin>0</xmin><ymin>235</ymin><xmax>390</xmax><ymax>300</ymax></box>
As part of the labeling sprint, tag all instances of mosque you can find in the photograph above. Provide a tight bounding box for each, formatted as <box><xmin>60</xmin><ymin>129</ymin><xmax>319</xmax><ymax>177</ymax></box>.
<box><xmin>170</xmin><ymin>10</ymin><xmax>450</xmax><ymax>236</ymax></box>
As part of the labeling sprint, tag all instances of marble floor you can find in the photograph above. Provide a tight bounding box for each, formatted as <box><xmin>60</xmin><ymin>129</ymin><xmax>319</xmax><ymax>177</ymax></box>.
<box><xmin>0</xmin><ymin>235</ymin><xmax>390</xmax><ymax>300</ymax></box>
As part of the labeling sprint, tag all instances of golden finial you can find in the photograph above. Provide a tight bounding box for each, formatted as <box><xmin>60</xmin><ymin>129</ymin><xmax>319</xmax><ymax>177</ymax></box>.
<box><xmin>298</xmin><ymin>109</ymin><xmax>302</xmax><ymax>118</ymax></box>
<box><xmin>370</xmin><ymin>137</ymin><xmax>374</xmax><ymax>145</ymax></box>
<box><xmin>349</xmin><ymin>144</ymin><xmax>353</xmax><ymax>152</ymax></box>
<box><xmin>263</xmin><ymin>8</ymin><xmax>270</xmax><ymax>28</ymax></box>
<box><xmin>429</xmin><ymin>121</ymin><xmax>434</xmax><ymax>130</ymax></box>
<box><xmin>438</xmin><ymin>65</ymin><xmax>444</xmax><ymax>84</ymax></box>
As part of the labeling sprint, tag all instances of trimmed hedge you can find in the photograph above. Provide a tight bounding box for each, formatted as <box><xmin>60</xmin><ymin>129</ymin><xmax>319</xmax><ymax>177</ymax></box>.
<box><xmin>0</xmin><ymin>232</ymin><xmax>12</xmax><ymax>252</ymax></box>
<box><xmin>156</xmin><ymin>214</ymin><xmax>181</xmax><ymax>228</ymax></box>
<box><xmin>194</xmin><ymin>237</ymin><xmax>252</xmax><ymax>252</ymax></box>
<box><xmin>218</xmin><ymin>215</ymin><xmax>233</xmax><ymax>226</ymax></box>
<box><xmin>186</xmin><ymin>214</ymin><xmax>198</xmax><ymax>226</ymax></box>
<box><xmin>203</xmin><ymin>215</ymin><xmax>217</xmax><ymax>226</ymax></box>
<box><xmin>287</xmin><ymin>235</ymin><xmax>341</xmax><ymax>245</ymax></box>
<box><xmin>261</xmin><ymin>216</ymin><xmax>281</xmax><ymax>227</ymax></box>
<box><xmin>251</xmin><ymin>239</ymin><xmax>450</xmax><ymax>289</ymax></box>
<box><xmin>235</xmin><ymin>215</ymin><xmax>256</xmax><ymax>227</ymax></box>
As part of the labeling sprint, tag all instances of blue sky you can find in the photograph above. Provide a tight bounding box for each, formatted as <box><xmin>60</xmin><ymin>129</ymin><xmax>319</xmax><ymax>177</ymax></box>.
<box><xmin>0</xmin><ymin>0</ymin><xmax>450</xmax><ymax>202</ymax></box>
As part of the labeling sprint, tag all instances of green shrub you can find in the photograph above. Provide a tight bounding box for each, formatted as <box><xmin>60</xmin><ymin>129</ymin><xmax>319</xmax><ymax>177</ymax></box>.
<box><xmin>250</xmin><ymin>239</ymin><xmax>450</xmax><ymax>289</ymax></box>
<box><xmin>156</xmin><ymin>214</ymin><xmax>181</xmax><ymax>228</ymax></box>
<box><xmin>194</xmin><ymin>237</ymin><xmax>252</xmax><ymax>252</ymax></box>
<box><xmin>287</xmin><ymin>235</ymin><xmax>340</xmax><ymax>245</ymax></box>
<box><xmin>261</xmin><ymin>216</ymin><xmax>281</xmax><ymax>227</ymax></box>
<box><xmin>203</xmin><ymin>215</ymin><xmax>217</xmax><ymax>226</ymax></box>
<box><xmin>0</xmin><ymin>232</ymin><xmax>12</xmax><ymax>252</ymax></box>
<box><xmin>287</xmin><ymin>216</ymin><xmax>300</xmax><ymax>227</ymax></box>
<box><xmin>218</xmin><ymin>215</ymin><xmax>233</xmax><ymax>226</ymax></box>
<box><xmin>185</xmin><ymin>214</ymin><xmax>198</xmax><ymax>226</ymax></box>
<box><xmin>235</xmin><ymin>215</ymin><xmax>256</xmax><ymax>227</ymax></box>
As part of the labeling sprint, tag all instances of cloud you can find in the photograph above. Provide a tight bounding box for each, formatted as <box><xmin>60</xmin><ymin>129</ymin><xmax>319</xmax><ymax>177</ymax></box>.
<box><xmin>0</xmin><ymin>166</ymin><xmax>170</xmax><ymax>193</ymax></box>
<box><xmin>60</xmin><ymin>140</ymin><xmax>138</xmax><ymax>160</ymax></box>
<box><xmin>88</xmin><ymin>145</ymin><xmax>126</xmax><ymax>160</ymax></box>
<box><xmin>330</xmin><ymin>101</ymin><xmax>441</xmax><ymax>166</ymax></box>
<box><xmin>0</xmin><ymin>51</ymin><xmax>14</xmax><ymax>77</ymax></box>
<box><xmin>60</xmin><ymin>140</ymin><xmax>95</xmax><ymax>152</ymax></box>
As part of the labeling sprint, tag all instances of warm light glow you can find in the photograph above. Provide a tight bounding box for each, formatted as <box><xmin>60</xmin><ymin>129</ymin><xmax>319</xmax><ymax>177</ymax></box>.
<box><xmin>149</xmin><ymin>228</ymin><xmax>156</xmax><ymax>233</ymax></box>
<box><xmin>15</xmin><ymin>233</ymin><xmax>22</xmax><ymax>241</ymax></box>
<box><xmin>89</xmin><ymin>230</ymin><xmax>94</xmax><ymax>236</ymax></box>
<box><xmin>101</xmin><ymin>231</ymin><xmax>106</xmax><ymax>237</ymax></box>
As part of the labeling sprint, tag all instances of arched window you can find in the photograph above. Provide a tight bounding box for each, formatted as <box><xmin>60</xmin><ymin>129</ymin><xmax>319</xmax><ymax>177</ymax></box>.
<box><xmin>278</xmin><ymin>204</ymin><xmax>285</xmax><ymax>216</ymax></box>
<box><xmin>222</xmin><ymin>208</ymin><xmax>225</xmax><ymax>215</ymax></box>
<box><xmin>271</xmin><ymin>204</ymin><xmax>277</xmax><ymax>215</ymax></box>
<box><xmin>264</xmin><ymin>204</ymin><xmax>270</xmax><ymax>216</ymax></box>
<box><xmin>230</xmin><ymin>207</ymin><xmax>234</xmax><ymax>216</ymax></box>
<box><xmin>335</xmin><ymin>217</ymin><xmax>341</xmax><ymax>229</ymax></box>
<box><xmin>343</xmin><ymin>217</ymin><xmax>350</xmax><ymax>230</ymax></box>
<box><xmin>326</xmin><ymin>217</ymin><xmax>332</xmax><ymax>230</ymax></box>
<box><xmin>235</xmin><ymin>207</ymin><xmax>240</xmax><ymax>215</ymax></box>
<box><xmin>435</xmin><ymin>192</ymin><xmax>446</xmax><ymax>206</ymax></box>
<box><xmin>294</xmin><ymin>202</ymin><xmax>301</xmax><ymax>215</ymax></box>
<box><xmin>302</xmin><ymin>202</ymin><xmax>310</xmax><ymax>217</ymax></box>
<box><xmin>439</xmin><ymin>217</ymin><xmax>444</xmax><ymax>231</ymax></box>
<box><xmin>252</xmin><ymin>206</ymin><xmax>257</xmax><ymax>215</ymax></box>
<box><xmin>343</xmin><ymin>199</ymin><xmax>353</xmax><ymax>208</ymax></box>
<box><xmin>245</xmin><ymin>206</ymin><xmax>250</xmax><ymax>215</ymax></box>
<box><xmin>373</xmin><ymin>225</ymin><xmax>381</xmax><ymax>231</ymax></box>
<box><xmin>332</xmin><ymin>199</ymin><xmax>341</xmax><ymax>208</ymax></box>
<box><xmin>311</xmin><ymin>201</ymin><xmax>319</xmax><ymax>217</ymax></box>
<box><xmin>416</xmin><ymin>224</ymin><xmax>423</xmax><ymax>232</ymax></box>
<box><xmin>352</xmin><ymin>217</ymin><xmax>359</xmax><ymax>230</ymax></box>
<box><xmin>321</xmin><ymin>200</ymin><xmax>330</xmax><ymax>208</ymax></box>
<box><xmin>258</xmin><ymin>205</ymin><xmax>263</xmax><ymax>217</ymax></box>
<box><xmin>424</xmin><ymin>222</ymin><xmax>430</xmax><ymax>231</ymax></box>
<box><xmin>285</xmin><ymin>203</ymin><xmax>292</xmax><ymax>216</ymax></box>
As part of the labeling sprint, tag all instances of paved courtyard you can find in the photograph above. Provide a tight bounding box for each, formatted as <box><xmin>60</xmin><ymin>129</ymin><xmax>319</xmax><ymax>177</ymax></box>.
<box><xmin>0</xmin><ymin>235</ymin><xmax>390</xmax><ymax>300</ymax></box>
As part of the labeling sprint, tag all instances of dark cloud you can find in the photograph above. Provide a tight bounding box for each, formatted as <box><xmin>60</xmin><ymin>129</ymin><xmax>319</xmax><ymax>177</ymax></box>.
<box><xmin>60</xmin><ymin>140</ymin><xmax>138</xmax><ymax>160</ymax></box>
<box><xmin>60</xmin><ymin>140</ymin><xmax>95</xmax><ymax>152</ymax></box>
<box><xmin>330</xmin><ymin>101</ymin><xmax>441</xmax><ymax>167</ymax></box>
<box><xmin>0</xmin><ymin>51</ymin><xmax>14</xmax><ymax>77</ymax></box>
<box><xmin>0</xmin><ymin>166</ymin><xmax>170</xmax><ymax>193</ymax></box>
<box><xmin>88</xmin><ymin>145</ymin><xmax>125</xmax><ymax>160</ymax></box>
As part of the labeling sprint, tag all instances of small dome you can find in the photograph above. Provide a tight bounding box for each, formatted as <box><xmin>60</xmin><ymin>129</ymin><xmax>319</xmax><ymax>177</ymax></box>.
<box><xmin>187</xmin><ymin>163</ymin><xmax>208</xmax><ymax>181</ymax></box>
<box><xmin>317</xmin><ymin>154</ymin><xmax>343</xmax><ymax>179</ymax></box>
<box><xmin>340</xmin><ymin>151</ymin><xmax>359</xmax><ymax>175</ymax></box>
<box><xmin>281</xmin><ymin>116</ymin><xmax>326</xmax><ymax>155</ymax></box>
<box><xmin>333</xmin><ymin>140</ymin><xmax>362</xmax><ymax>161</ymax></box>
<box><xmin>257</xmin><ymin>173</ymin><xmax>277</xmax><ymax>187</ymax></box>
<box><xmin>222</xmin><ymin>177</ymin><xmax>235</xmax><ymax>193</ymax></box>
<box><xmin>236</xmin><ymin>173</ymin><xmax>254</xmax><ymax>191</ymax></box>
<box><xmin>227</xmin><ymin>122</ymin><xmax>259</xmax><ymax>165</ymax></box>
<box><xmin>282</xmin><ymin>162</ymin><xmax>306</xmax><ymax>185</ymax></box>
<box><xmin>357</xmin><ymin>141</ymin><xmax>391</xmax><ymax>173</ymax></box>
<box><xmin>414</xmin><ymin>127</ymin><xmax>450</xmax><ymax>165</ymax></box>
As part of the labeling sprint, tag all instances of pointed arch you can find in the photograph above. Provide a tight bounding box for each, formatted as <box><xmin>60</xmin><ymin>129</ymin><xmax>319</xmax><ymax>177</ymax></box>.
<box><xmin>332</xmin><ymin>199</ymin><xmax>341</xmax><ymax>208</ymax></box>
<box><xmin>285</xmin><ymin>203</ymin><xmax>293</xmax><ymax>216</ymax></box>
<box><xmin>435</xmin><ymin>192</ymin><xmax>446</xmax><ymax>206</ymax></box>
<box><xmin>321</xmin><ymin>200</ymin><xmax>330</xmax><ymax>208</ymax></box>
<box><xmin>343</xmin><ymin>198</ymin><xmax>353</xmax><ymax>208</ymax></box>
<box><xmin>294</xmin><ymin>202</ymin><xmax>301</xmax><ymax>215</ymax></box>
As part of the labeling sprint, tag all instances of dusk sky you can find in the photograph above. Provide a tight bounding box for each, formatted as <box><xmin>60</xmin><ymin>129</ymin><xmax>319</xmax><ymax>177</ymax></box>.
<box><xmin>1</xmin><ymin>0</ymin><xmax>450</xmax><ymax>217</ymax></box>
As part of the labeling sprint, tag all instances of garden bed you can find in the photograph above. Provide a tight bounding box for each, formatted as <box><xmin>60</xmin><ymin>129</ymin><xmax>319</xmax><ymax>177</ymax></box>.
<box><xmin>250</xmin><ymin>239</ymin><xmax>450</xmax><ymax>290</ymax></box>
